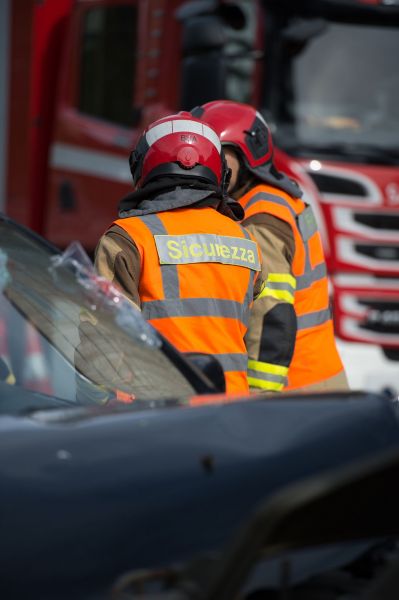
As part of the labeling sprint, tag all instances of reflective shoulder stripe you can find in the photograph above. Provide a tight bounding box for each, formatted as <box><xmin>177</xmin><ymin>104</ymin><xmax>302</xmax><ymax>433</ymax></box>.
<box><xmin>137</xmin><ymin>214</ymin><xmax>179</xmax><ymax>300</ymax></box>
<box><xmin>154</xmin><ymin>233</ymin><xmax>261</xmax><ymax>271</ymax></box>
<box><xmin>296</xmin><ymin>205</ymin><xmax>318</xmax><ymax>242</ymax></box>
<box><xmin>297</xmin><ymin>308</ymin><xmax>331</xmax><ymax>330</ymax></box>
<box><xmin>137</xmin><ymin>213</ymin><xmax>167</xmax><ymax>235</ymax></box>
<box><xmin>295</xmin><ymin>262</ymin><xmax>327</xmax><ymax>290</ymax></box>
<box><xmin>243</xmin><ymin>191</ymin><xmax>297</xmax><ymax>220</ymax></box>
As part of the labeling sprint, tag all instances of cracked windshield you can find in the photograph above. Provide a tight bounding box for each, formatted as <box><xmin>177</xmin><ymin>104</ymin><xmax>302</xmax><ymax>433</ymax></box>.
<box><xmin>0</xmin><ymin>221</ymin><xmax>196</xmax><ymax>406</ymax></box>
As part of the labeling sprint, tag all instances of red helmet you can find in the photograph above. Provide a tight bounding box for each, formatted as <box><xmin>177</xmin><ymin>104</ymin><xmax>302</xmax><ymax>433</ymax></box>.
<box><xmin>129</xmin><ymin>112</ymin><xmax>228</xmax><ymax>190</ymax></box>
<box><xmin>192</xmin><ymin>100</ymin><xmax>273</xmax><ymax>168</ymax></box>
<box><xmin>191</xmin><ymin>100</ymin><xmax>302</xmax><ymax>197</ymax></box>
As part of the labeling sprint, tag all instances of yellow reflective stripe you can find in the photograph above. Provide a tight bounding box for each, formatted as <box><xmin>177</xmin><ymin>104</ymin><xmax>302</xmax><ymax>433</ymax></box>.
<box><xmin>248</xmin><ymin>376</ymin><xmax>284</xmax><ymax>391</ymax></box>
<box><xmin>267</xmin><ymin>273</ymin><xmax>297</xmax><ymax>289</ymax></box>
<box><xmin>248</xmin><ymin>360</ymin><xmax>288</xmax><ymax>377</ymax></box>
<box><xmin>248</xmin><ymin>358</ymin><xmax>288</xmax><ymax>392</ymax></box>
<box><xmin>257</xmin><ymin>287</ymin><xmax>295</xmax><ymax>304</ymax></box>
<box><xmin>257</xmin><ymin>272</ymin><xmax>296</xmax><ymax>302</ymax></box>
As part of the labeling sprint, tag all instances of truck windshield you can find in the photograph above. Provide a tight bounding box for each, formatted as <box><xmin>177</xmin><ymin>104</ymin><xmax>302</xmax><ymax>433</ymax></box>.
<box><xmin>268</xmin><ymin>19</ymin><xmax>399</xmax><ymax>161</ymax></box>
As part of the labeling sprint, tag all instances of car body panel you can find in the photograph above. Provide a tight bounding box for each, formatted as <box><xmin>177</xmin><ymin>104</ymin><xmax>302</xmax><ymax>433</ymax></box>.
<box><xmin>1</xmin><ymin>392</ymin><xmax>399</xmax><ymax>597</ymax></box>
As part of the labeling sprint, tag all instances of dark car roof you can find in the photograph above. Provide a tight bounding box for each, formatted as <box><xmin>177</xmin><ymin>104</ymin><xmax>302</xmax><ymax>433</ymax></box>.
<box><xmin>1</xmin><ymin>391</ymin><xmax>399</xmax><ymax>599</ymax></box>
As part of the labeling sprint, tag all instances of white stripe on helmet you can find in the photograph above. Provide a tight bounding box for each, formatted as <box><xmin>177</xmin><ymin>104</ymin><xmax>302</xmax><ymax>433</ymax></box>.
<box><xmin>145</xmin><ymin>121</ymin><xmax>173</xmax><ymax>146</ymax></box>
<box><xmin>172</xmin><ymin>119</ymin><xmax>203</xmax><ymax>135</ymax></box>
<box><xmin>145</xmin><ymin>119</ymin><xmax>221</xmax><ymax>153</ymax></box>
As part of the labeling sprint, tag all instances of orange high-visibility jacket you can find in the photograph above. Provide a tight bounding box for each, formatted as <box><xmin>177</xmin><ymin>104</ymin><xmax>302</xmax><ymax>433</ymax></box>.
<box><xmin>239</xmin><ymin>184</ymin><xmax>345</xmax><ymax>390</ymax></box>
<box><xmin>115</xmin><ymin>206</ymin><xmax>261</xmax><ymax>393</ymax></box>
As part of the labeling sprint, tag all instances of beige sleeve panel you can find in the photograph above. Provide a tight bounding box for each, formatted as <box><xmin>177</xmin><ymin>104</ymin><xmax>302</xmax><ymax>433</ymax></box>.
<box><xmin>94</xmin><ymin>225</ymin><xmax>141</xmax><ymax>309</ymax></box>
<box><xmin>243</xmin><ymin>213</ymin><xmax>295</xmax><ymax>270</ymax></box>
<box><xmin>243</xmin><ymin>215</ymin><xmax>297</xmax><ymax>392</ymax></box>
<box><xmin>245</xmin><ymin>228</ymin><xmax>264</xmax><ymax>299</ymax></box>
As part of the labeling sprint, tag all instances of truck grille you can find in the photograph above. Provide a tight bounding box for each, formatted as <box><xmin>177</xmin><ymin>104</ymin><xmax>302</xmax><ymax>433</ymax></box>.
<box><xmin>354</xmin><ymin>213</ymin><xmax>399</xmax><ymax>231</ymax></box>
<box><xmin>308</xmin><ymin>172</ymin><xmax>366</xmax><ymax>197</ymax></box>
<box><xmin>358</xmin><ymin>299</ymin><xmax>399</xmax><ymax>335</ymax></box>
<box><xmin>355</xmin><ymin>243</ymin><xmax>399</xmax><ymax>262</ymax></box>
<box><xmin>332</xmin><ymin>276</ymin><xmax>399</xmax><ymax>348</ymax></box>
<box><xmin>306</xmin><ymin>167</ymin><xmax>380</xmax><ymax>204</ymax></box>
<box><xmin>306</xmin><ymin>164</ymin><xmax>399</xmax><ymax>351</ymax></box>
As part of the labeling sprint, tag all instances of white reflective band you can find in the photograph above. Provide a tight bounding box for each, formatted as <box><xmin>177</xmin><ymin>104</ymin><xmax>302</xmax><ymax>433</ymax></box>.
<box><xmin>172</xmin><ymin>119</ymin><xmax>203</xmax><ymax>135</ymax></box>
<box><xmin>50</xmin><ymin>143</ymin><xmax>131</xmax><ymax>183</ymax></box>
<box><xmin>146</xmin><ymin>119</ymin><xmax>221</xmax><ymax>152</ymax></box>
<box><xmin>145</xmin><ymin>121</ymin><xmax>173</xmax><ymax>146</ymax></box>
<box><xmin>203</xmin><ymin>124</ymin><xmax>222</xmax><ymax>152</ymax></box>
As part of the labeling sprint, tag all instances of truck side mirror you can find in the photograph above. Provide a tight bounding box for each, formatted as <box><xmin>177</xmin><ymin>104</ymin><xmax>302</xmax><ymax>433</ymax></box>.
<box><xmin>130</xmin><ymin>106</ymin><xmax>142</xmax><ymax>128</ymax></box>
<box><xmin>179</xmin><ymin>14</ymin><xmax>227</xmax><ymax>109</ymax></box>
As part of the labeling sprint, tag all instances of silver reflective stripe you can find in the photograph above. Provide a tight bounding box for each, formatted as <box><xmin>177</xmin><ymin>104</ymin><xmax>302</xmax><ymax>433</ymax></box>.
<box><xmin>297</xmin><ymin>308</ymin><xmax>331</xmax><ymax>330</ymax></box>
<box><xmin>138</xmin><ymin>214</ymin><xmax>179</xmax><ymax>299</ymax></box>
<box><xmin>214</xmin><ymin>353</ymin><xmax>247</xmax><ymax>373</ymax></box>
<box><xmin>154</xmin><ymin>233</ymin><xmax>261</xmax><ymax>271</ymax></box>
<box><xmin>244</xmin><ymin>192</ymin><xmax>297</xmax><ymax>219</ymax></box>
<box><xmin>247</xmin><ymin>368</ymin><xmax>288</xmax><ymax>386</ymax></box>
<box><xmin>296</xmin><ymin>263</ymin><xmax>327</xmax><ymax>290</ymax></box>
<box><xmin>297</xmin><ymin>205</ymin><xmax>318</xmax><ymax>242</ymax></box>
<box><xmin>142</xmin><ymin>297</ymin><xmax>245</xmax><ymax>323</ymax></box>
<box><xmin>267</xmin><ymin>280</ymin><xmax>296</xmax><ymax>293</ymax></box>
<box><xmin>303</xmin><ymin>238</ymin><xmax>312</xmax><ymax>284</ymax></box>
<box><xmin>146</xmin><ymin>119</ymin><xmax>221</xmax><ymax>152</ymax></box>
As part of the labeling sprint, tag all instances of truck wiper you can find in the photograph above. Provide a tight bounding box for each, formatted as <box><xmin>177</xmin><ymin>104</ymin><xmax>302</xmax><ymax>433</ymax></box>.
<box><xmin>280</xmin><ymin>141</ymin><xmax>399</xmax><ymax>166</ymax></box>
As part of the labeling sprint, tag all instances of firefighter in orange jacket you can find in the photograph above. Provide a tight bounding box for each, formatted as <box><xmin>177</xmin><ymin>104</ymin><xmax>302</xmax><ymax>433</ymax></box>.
<box><xmin>95</xmin><ymin>112</ymin><xmax>263</xmax><ymax>394</ymax></box>
<box><xmin>193</xmin><ymin>101</ymin><xmax>349</xmax><ymax>393</ymax></box>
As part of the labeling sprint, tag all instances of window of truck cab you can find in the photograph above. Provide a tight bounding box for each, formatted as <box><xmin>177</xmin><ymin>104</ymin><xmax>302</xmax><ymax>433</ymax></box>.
<box><xmin>262</xmin><ymin>15</ymin><xmax>399</xmax><ymax>157</ymax></box>
<box><xmin>79</xmin><ymin>3</ymin><xmax>138</xmax><ymax>127</ymax></box>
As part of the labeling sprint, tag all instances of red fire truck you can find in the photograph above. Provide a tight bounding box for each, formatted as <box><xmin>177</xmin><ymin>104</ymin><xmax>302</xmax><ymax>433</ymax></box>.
<box><xmin>1</xmin><ymin>0</ymin><xmax>399</xmax><ymax>392</ymax></box>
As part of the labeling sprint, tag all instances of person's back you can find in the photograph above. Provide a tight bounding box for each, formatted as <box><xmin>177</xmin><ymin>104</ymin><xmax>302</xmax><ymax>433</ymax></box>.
<box><xmin>95</xmin><ymin>112</ymin><xmax>262</xmax><ymax>393</ymax></box>
<box><xmin>193</xmin><ymin>101</ymin><xmax>348</xmax><ymax>393</ymax></box>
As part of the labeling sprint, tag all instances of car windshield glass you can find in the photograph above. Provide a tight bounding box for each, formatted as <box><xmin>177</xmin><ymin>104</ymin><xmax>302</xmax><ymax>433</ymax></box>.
<box><xmin>269</xmin><ymin>19</ymin><xmax>399</xmax><ymax>159</ymax></box>
<box><xmin>0</xmin><ymin>219</ymin><xmax>197</xmax><ymax>406</ymax></box>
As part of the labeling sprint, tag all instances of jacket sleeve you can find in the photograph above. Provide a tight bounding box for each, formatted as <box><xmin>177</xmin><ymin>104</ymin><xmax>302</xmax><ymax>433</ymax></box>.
<box><xmin>244</xmin><ymin>215</ymin><xmax>297</xmax><ymax>392</ymax></box>
<box><xmin>94</xmin><ymin>224</ymin><xmax>141</xmax><ymax>309</ymax></box>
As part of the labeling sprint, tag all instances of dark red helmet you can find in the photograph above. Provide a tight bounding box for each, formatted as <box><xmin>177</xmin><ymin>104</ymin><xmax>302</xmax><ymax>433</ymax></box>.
<box><xmin>192</xmin><ymin>100</ymin><xmax>302</xmax><ymax>197</ymax></box>
<box><xmin>192</xmin><ymin>100</ymin><xmax>273</xmax><ymax>168</ymax></box>
<box><xmin>129</xmin><ymin>111</ymin><xmax>229</xmax><ymax>190</ymax></box>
